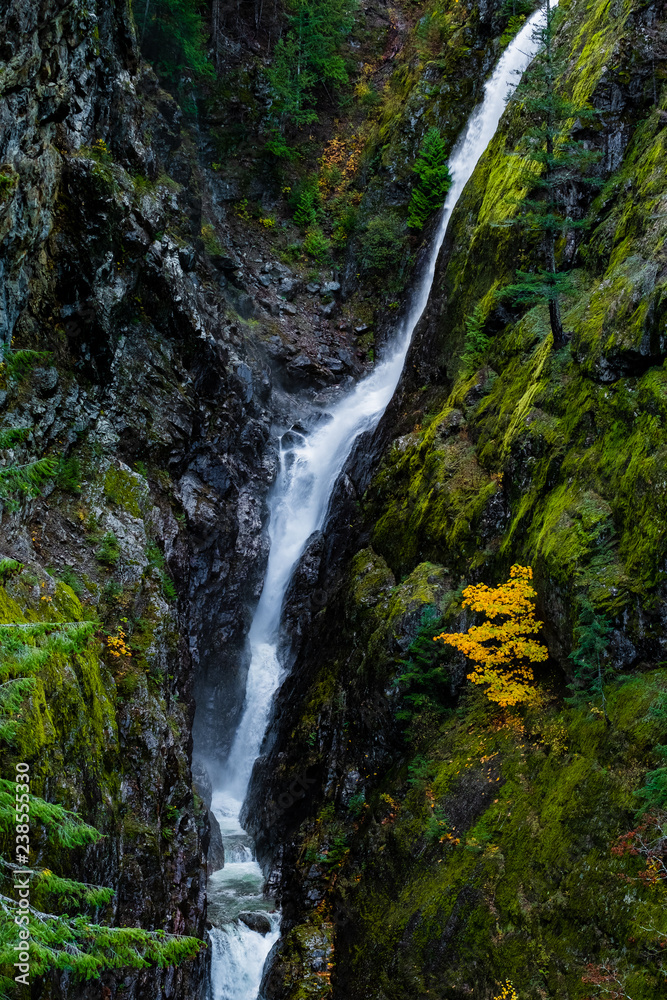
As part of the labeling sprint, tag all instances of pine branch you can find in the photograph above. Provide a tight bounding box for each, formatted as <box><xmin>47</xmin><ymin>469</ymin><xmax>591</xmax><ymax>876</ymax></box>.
<box><xmin>0</xmin><ymin>455</ymin><xmax>58</xmax><ymax>493</ymax></box>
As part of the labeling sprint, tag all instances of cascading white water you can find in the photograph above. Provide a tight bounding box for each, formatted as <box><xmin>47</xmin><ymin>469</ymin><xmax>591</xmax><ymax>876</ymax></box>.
<box><xmin>208</xmin><ymin>9</ymin><xmax>553</xmax><ymax>998</ymax></box>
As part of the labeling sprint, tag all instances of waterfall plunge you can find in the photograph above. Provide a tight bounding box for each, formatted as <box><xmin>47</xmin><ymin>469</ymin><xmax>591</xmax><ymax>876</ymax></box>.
<box><xmin>208</xmin><ymin>8</ymin><xmax>553</xmax><ymax>997</ymax></box>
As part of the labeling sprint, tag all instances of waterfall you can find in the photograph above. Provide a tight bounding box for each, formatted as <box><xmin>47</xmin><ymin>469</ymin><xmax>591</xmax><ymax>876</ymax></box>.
<box><xmin>207</xmin><ymin>8</ymin><xmax>553</xmax><ymax>997</ymax></box>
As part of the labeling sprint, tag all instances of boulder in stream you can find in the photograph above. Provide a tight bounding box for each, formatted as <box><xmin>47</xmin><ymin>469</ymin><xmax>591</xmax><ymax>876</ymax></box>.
<box><xmin>238</xmin><ymin>911</ymin><xmax>272</xmax><ymax>935</ymax></box>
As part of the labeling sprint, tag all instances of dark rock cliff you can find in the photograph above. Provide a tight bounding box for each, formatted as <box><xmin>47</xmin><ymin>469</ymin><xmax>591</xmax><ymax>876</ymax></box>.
<box><xmin>0</xmin><ymin>1</ymin><xmax>282</xmax><ymax>997</ymax></box>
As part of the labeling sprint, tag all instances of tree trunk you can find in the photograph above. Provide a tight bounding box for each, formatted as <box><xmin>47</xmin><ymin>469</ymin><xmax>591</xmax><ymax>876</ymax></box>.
<box><xmin>548</xmin><ymin>298</ymin><xmax>565</xmax><ymax>347</ymax></box>
<box><xmin>546</xmin><ymin>234</ymin><xmax>565</xmax><ymax>347</ymax></box>
<box><xmin>543</xmin><ymin>0</ymin><xmax>565</xmax><ymax>349</ymax></box>
<box><xmin>598</xmin><ymin>657</ymin><xmax>611</xmax><ymax>727</ymax></box>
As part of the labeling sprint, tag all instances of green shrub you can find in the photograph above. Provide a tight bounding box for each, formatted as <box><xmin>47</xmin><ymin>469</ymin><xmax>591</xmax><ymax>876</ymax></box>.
<box><xmin>59</xmin><ymin>566</ymin><xmax>84</xmax><ymax>597</ymax></box>
<box><xmin>304</xmin><ymin>225</ymin><xmax>331</xmax><ymax>263</ymax></box>
<box><xmin>460</xmin><ymin>304</ymin><xmax>491</xmax><ymax>372</ymax></box>
<box><xmin>394</xmin><ymin>607</ymin><xmax>451</xmax><ymax>723</ymax></box>
<box><xmin>96</xmin><ymin>532</ymin><xmax>120</xmax><ymax>568</ymax></box>
<box><xmin>565</xmin><ymin>597</ymin><xmax>614</xmax><ymax>723</ymax></box>
<box><xmin>500</xmin><ymin>0</ymin><xmax>534</xmax><ymax>46</ymax></box>
<box><xmin>281</xmin><ymin>242</ymin><xmax>304</xmax><ymax>263</ymax></box>
<box><xmin>56</xmin><ymin>456</ymin><xmax>82</xmax><ymax>494</ymax></box>
<box><xmin>103</xmin><ymin>579</ymin><xmax>122</xmax><ymax>601</ymax></box>
<box><xmin>293</xmin><ymin>179</ymin><xmax>321</xmax><ymax>228</ymax></box>
<box><xmin>1</xmin><ymin>347</ymin><xmax>51</xmax><ymax>380</ymax></box>
<box><xmin>201</xmin><ymin>223</ymin><xmax>223</xmax><ymax>257</ymax></box>
<box><xmin>264</xmin><ymin>129</ymin><xmax>300</xmax><ymax>160</ymax></box>
<box><xmin>135</xmin><ymin>0</ymin><xmax>213</xmax><ymax>81</ymax></box>
<box><xmin>407</xmin><ymin>128</ymin><xmax>451</xmax><ymax>231</ymax></box>
<box><xmin>331</xmin><ymin>196</ymin><xmax>358</xmax><ymax>248</ymax></box>
<box><xmin>0</xmin><ymin>558</ymin><xmax>23</xmax><ymax>583</ymax></box>
<box><xmin>318</xmin><ymin>832</ymin><xmax>349</xmax><ymax>868</ymax></box>
<box><xmin>0</xmin><ymin>426</ymin><xmax>57</xmax><ymax>502</ymax></box>
<box><xmin>500</xmin><ymin>13</ymin><xmax>528</xmax><ymax>46</ymax></box>
<box><xmin>321</xmin><ymin>163</ymin><xmax>343</xmax><ymax>188</ymax></box>
<box><xmin>0</xmin><ymin>171</ymin><xmax>17</xmax><ymax>203</ymax></box>
<box><xmin>348</xmin><ymin>792</ymin><xmax>366</xmax><ymax>817</ymax></box>
<box><xmin>415</xmin><ymin>8</ymin><xmax>455</xmax><ymax>57</ymax></box>
<box><xmin>162</xmin><ymin>575</ymin><xmax>177</xmax><ymax>602</ymax></box>
<box><xmin>86</xmin><ymin>138</ymin><xmax>113</xmax><ymax>165</ymax></box>
<box><xmin>425</xmin><ymin>807</ymin><xmax>451</xmax><ymax>842</ymax></box>
<box><xmin>359</xmin><ymin>211</ymin><xmax>407</xmax><ymax>274</ymax></box>
<box><xmin>147</xmin><ymin>543</ymin><xmax>165</xmax><ymax>570</ymax></box>
<box><xmin>147</xmin><ymin>543</ymin><xmax>178</xmax><ymax>602</ymax></box>
<box><xmin>407</xmin><ymin>755</ymin><xmax>434</xmax><ymax>787</ymax></box>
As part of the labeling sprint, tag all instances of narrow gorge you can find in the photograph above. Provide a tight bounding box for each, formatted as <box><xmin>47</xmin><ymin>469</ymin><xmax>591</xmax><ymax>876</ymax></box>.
<box><xmin>1</xmin><ymin>1</ymin><xmax>667</xmax><ymax>999</ymax></box>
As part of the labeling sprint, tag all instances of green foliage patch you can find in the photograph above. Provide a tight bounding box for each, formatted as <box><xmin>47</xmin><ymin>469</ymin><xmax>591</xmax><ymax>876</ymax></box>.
<box><xmin>96</xmin><ymin>532</ymin><xmax>120</xmax><ymax>568</ymax></box>
<box><xmin>135</xmin><ymin>0</ymin><xmax>213</xmax><ymax>81</ymax></box>
<box><xmin>460</xmin><ymin>303</ymin><xmax>491</xmax><ymax>373</ymax></box>
<box><xmin>266</xmin><ymin>0</ymin><xmax>358</xmax><ymax>129</ymax></box>
<box><xmin>304</xmin><ymin>225</ymin><xmax>331</xmax><ymax>262</ymax></box>
<box><xmin>394</xmin><ymin>606</ymin><xmax>452</xmax><ymax>723</ymax></box>
<box><xmin>146</xmin><ymin>543</ymin><xmax>178</xmax><ymax>602</ymax></box>
<box><xmin>56</xmin><ymin>456</ymin><xmax>82</xmax><ymax>494</ymax></box>
<box><xmin>358</xmin><ymin>211</ymin><xmax>407</xmax><ymax>275</ymax></box>
<box><xmin>407</xmin><ymin>128</ymin><xmax>451</xmax><ymax>231</ymax></box>
<box><xmin>292</xmin><ymin>177</ymin><xmax>321</xmax><ymax>228</ymax></box>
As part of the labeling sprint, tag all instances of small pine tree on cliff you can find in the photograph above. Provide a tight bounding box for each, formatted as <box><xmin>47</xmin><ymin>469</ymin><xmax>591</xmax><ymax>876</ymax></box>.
<box><xmin>408</xmin><ymin>128</ymin><xmax>452</xmax><ymax>231</ymax></box>
<box><xmin>502</xmin><ymin>0</ymin><xmax>600</xmax><ymax>346</ymax></box>
<box><xmin>136</xmin><ymin>0</ymin><xmax>213</xmax><ymax>80</ymax></box>
<box><xmin>565</xmin><ymin>596</ymin><xmax>613</xmax><ymax>724</ymax></box>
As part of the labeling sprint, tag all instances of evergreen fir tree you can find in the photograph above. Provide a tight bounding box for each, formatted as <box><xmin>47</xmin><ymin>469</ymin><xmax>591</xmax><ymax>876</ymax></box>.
<box><xmin>293</xmin><ymin>179</ymin><xmax>321</xmax><ymax>227</ymax></box>
<box><xmin>408</xmin><ymin>128</ymin><xmax>451</xmax><ymax>230</ymax></box>
<box><xmin>499</xmin><ymin>0</ymin><xmax>534</xmax><ymax>46</ymax></box>
<box><xmin>394</xmin><ymin>607</ymin><xmax>451</xmax><ymax>723</ymax></box>
<box><xmin>503</xmin><ymin>0</ymin><xmax>601</xmax><ymax>346</ymax></box>
<box><xmin>136</xmin><ymin>0</ymin><xmax>213</xmax><ymax>80</ymax></box>
<box><xmin>266</xmin><ymin>0</ymin><xmax>357</xmax><ymax>131</ymax></box>
<box><xmin>566</xmin><ymin>597</ymin><xmax>613</xmax><ymax>725</ymax></box>
<box><xmin>461</xmin><ymin>303</ymin><xmax>491</xmax><ymax>372</ymax></box>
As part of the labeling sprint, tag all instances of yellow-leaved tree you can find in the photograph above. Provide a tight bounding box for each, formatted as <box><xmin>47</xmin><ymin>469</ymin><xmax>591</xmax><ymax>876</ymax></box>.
<box><xmin>435</xmin><ymin>565</ymin><xmax>548</xmax><ymax>707</ymax></box>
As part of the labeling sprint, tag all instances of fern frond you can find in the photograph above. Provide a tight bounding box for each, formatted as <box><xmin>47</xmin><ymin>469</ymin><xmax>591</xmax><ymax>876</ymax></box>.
<box><xmin>1</xmin><ymin>347</ymin><xmax>51</xmax><ymax>378</ymax></box>
<box><xmin>0</xmin><ymin>557</ymin><xmax>23</xmax><ymax>582</ymax></box>
<box><xmin>0</xmin><ymin>456</ymin><xmax>57</xmax><ymax>494</ymax></box>
<box><xmin>0</xmin><ymin>427</ymin><xmax>29</xmax><ymax>449</ymax></box>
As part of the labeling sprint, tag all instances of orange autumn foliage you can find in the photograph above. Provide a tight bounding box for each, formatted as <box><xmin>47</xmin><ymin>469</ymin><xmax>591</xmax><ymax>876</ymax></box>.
<box><xmin>434</xmin><ymin>565</ymin><xmax>548</xmax><ymax>707</ymax></box>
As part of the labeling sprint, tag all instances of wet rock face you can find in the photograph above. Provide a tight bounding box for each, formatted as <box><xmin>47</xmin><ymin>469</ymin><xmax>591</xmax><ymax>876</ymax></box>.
<box><xmin>0</xmin><ymin>2</ymin><xmax>283</xmax><ymax>998</ymax></box>
<box><xmin>239</xmin><ymin>911</ymin><xmax>272</xmax><ymax>935</ymax></box>
<box><xmin>193</xmin><ymin>761</ymin><xmax>225</xmax><ymax>873</ymax></box>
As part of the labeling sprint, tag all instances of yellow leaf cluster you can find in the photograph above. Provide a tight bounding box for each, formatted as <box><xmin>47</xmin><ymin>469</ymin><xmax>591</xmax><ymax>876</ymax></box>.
<box><xmin>107</xmin><ymin>628</ymin><xmax>131</xmax><ymax>659</ymax></box>
<box><xmin>319</xmin><ymin>133</ymin><xmax>366</xmax><ymax>194</ymax></box>
<box><xmin>493</xmin><ymin>982</ymin><xmax>519</xmax><ymax>1000</ymax></box>
<box><xmin>435</xmin><ymin>565</ymin><xmax>547</xmax><ymax>707</ymax></box>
